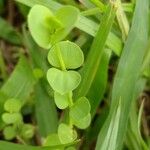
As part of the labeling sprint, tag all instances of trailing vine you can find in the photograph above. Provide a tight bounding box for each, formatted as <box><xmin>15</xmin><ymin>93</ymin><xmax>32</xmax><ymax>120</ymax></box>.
<box><xmin>27</xmin><ymin>4</ymin><xmax>91</xmax><ymax>149</ymax></box>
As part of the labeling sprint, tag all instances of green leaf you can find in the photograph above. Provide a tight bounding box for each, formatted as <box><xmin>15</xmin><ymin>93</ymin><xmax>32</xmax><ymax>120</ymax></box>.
<box><xmin>87</xmin><ymin>50</ymin><xmax>111</xmax><ymax>117</ymax></box>
<box><xmin>48</xmin><ymin>41</ymin><xmax>84</xmax><ymax>69</ymax></box>
<box><xmin>20</xmin><ymin>124</ymin><xmax>34</xmax><ymax>139</ymax></box>
<box><xmin>52</xmin><ymin>6</ymin><xmax>79</xmax><ymax>43</ymax></box>
<box><xmin>58</xmin><ymin>123</ymin><xmax>77</xmax><ymax>144</ymax></box>
<box><xmin>23</xmin><ymin>27</ymin><xmax>58</xmax><ymax>136</ymax></box>
<box><xmin>4</xmin><ymin>99</ymin><xmax>22</xmax><ymax>113</ymax></box>
<box><xmin>70</xmin><ymin>97</ymin><xmax>91</xmax><ymax>121</ymax></box>
<box><xmin>100</xmin><ymin>100</ymin><xmax>121</xmax><ymax>150</ymax></box>
<box><xmin>73</xmin><ymin>113</ymin><xmax>91</xmax><ymax>129</ymax></box>
<box><xmin>28</xmin><ymin>4</ymin><xmax>63</xmax><ymax>49</ymax></box>
<box><xmin>47</xmin><ymin>68</ymin><xmax>81</xmax><ymax>94</ymax></box>
<box><xmin>3</xmin><ymin>126</ymin><xmax>17</xmax><ymax>140</ymax></box>
<box><xmin>16</xmin><ymin>0</ymin><xmax>122</xmax><ymax>55</ymax></box>
<box><xmin>54</xmin><ymin>92</ymin><xmax>70</xmax><ymax>109</ymax></box>
<box><xmin>96</xmin><ymin>0</ymin><xmax>149</xmax><ymax>149</ymax></box>
<box><xmin>44</xmin><ymin>134</ymin><xmax>61</xmax><ymax>146</ymax></box>
<box><xmin>35</xmin><ymin>84</ymin><xmax>58</xmax><ymax>136</ymax></box>
<box><xmin>0</xmin><ymin>17</ymin><xmax>22</xmax><ymax>45</ymax></box>
<box><xmin>0</xmin><ymin>141</ymin><xmax>53</xmax><ymax>150</ymax></box>
<box><xmin>28</xmin><ymin>5</ymin><xmax>79</xmax><ymax>49</ymax></box>
<box><xmin>2</xmin><ymin>113</ymin><xmax>22</xmax><ymax>124</ymax></box>
<box><xmin>75</xmin><ymin>3</ymin><xmax>116</xmax><ymax>98</ymax></box>
<box><xmin>1</xmin><ymin>56</ymin><xmax>36</xmax><ymax>101</ymax></box>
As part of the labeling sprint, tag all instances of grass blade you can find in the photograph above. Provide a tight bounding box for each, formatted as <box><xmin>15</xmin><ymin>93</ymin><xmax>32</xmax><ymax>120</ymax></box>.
<box><xmin>75</xmin><ymin>3</ymin><xmax>116</xmax><ymax>98</ymax></box>
<box><xmin>0</xmin><ymin>17</ymin><xmax>22</xmax><ymax>45</ymax></box>
<box><xmin>96</xmin><ymin>0</ymin><xmax>149</xmax><ymax>149</ymax></box>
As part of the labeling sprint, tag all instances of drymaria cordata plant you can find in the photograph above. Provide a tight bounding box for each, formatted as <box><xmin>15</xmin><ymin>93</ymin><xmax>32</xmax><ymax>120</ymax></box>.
<box><xmin>28</xmin><ymin>4</ymin><xmax>91</xmax><ymax>148</ymax></box>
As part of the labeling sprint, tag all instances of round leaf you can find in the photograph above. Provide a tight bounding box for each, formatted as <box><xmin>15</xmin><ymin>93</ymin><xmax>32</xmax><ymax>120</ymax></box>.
<box><xmin>2</xmin><ymin>113</ymin><xmax>22</xmax><ymax>124</ymax></box>
<box><xmin>54</xmin><ymin>92</ymin><xmax>71</xmax><ymax>109</ymax></box>
<box><xmin>4</xmin><ymin>98</ymin><xmax>22</xmax><ymax>113</ymax></box>
<box><xmin>58</xmin><ymin>123</ymin><xmax>77</xmax><ymax>144</ymax></box>
<box><xmin>44</xmin><ymin>134</ymin><xmax>61</xmax><ymax>146</ymax></box>
<box><xmin>20</xmin><ymin>124</ymin><xmax>34</xmax><ymax>139</ymax></box>
<box><xmin>70</xmin><ymin>97</ymin><xmax>91</xmax><ymax>121</ymax></box>
<box><xmin>3</xmin><ymin>126</ymin><xmax>17</xmax><ymax>140</ymax></box>
<box><xmin>28</xmin><ymin>5</ymin><xmax>63</xmax><ymax>49</ymax></box>
<box><xmin>73</xmin><ymin>113</ymin><xmax>91</xmax><ymax>129</ymax></box>
<box><xmin>48</xmin><ymin>41</ymin><xmax>84</xmax><ymax>69</ymax></box>
<box><xmin>51</xmin><ymin>6</ymin><xmax>79</xmax><ymax>44</ymax></box>
<box><xmin>47</xmin><ymin>68</ymin><xmax>81</xmax><ymax>94</ymax></box>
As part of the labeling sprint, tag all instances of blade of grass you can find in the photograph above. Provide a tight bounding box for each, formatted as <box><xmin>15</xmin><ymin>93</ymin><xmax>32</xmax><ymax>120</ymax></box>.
<box><xmin>87</xmin><ymin>49</ymin><xmax>111</xmax><ymax>116</ymax></box>
<box><xmin>23</xmin><ymin>29</ymin><xmax>58</xmax><ymax>136</ymax></box>
<box><xmin>75</xmin><ymin>3</ymin><xmax>117</xmax><ymax>98</ymax></box>
<box><xmin>0</xmin><ymin>17</ymin><xmax>22</xmax><ymax>45</ymax></box>
<box><xmin>96</xmin><ymin>0</ymin><xmax>149</xmax><ymax>149</ymax></box>
<box><xmin>1</xmin><ymin>56</ymin><xmax>36</xmax><ymax>101</ymax></box>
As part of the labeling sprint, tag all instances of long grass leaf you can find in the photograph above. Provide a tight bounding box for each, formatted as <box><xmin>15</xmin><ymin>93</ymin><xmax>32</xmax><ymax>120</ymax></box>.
<box><xmin>75</xmin><ymin>3</ymin><xmax>116</xmax><ymax>98</ymax></box>
<box><xmin>96</xmin><ymin>0</ymin><xmax>149</xmax><ymax>149</ymax></box>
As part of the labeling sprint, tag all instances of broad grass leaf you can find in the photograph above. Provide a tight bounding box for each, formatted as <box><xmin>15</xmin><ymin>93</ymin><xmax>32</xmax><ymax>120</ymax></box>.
<box><xmin>96</xmin><ymin>0</ymin><xmax>149</xmax><ymax>149</ymax></box>
<box><xmin>54</xmin><ymin>92</ymin><xmax>70</xmax><ymax>109</ymax></box>
<box><xmin>0</xmin><ymin>17</ymin><xmax>22</xmax><ymax>45</ymax></box>
<box><xmin>48</xmin><ymin>41</ymin><xmax>84</xmax><ymax>69</ymax></box>
<box><xmin>47</xmin><ymin>68</ymin><xmax>81</xmax><ymax>94</ymax></box>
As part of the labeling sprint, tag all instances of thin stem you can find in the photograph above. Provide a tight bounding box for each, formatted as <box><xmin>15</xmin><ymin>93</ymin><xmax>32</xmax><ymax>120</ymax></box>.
<box><xmin>16</xmin><ymin>135</ymin><xmax>27</xmax><ymax>145</ymax></box>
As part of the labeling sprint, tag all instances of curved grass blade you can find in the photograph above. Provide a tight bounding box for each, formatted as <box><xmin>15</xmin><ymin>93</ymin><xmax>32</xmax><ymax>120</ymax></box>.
<box><xmin>0</xmin><ymin>17</ymin><xmax>22</xmax><ymax>45</ymax></box>
<box><xmin>75</xmin><ymin>3</ymin><xmax>117</xmax><ymax>98</ymax></box>
<box><xmin>96</xmin><ymin>0</ymin><xmax>149</xmax><ymax>149</ymax></box>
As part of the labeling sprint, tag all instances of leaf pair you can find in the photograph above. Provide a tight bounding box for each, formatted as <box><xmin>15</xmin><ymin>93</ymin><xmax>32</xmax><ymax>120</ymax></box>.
<box><xmin>28</xmin><ymin>5</ymin><xmax>79</xmax><ymax>49</ymax></box>
<box><xmin>47</xmin><ymin>41</ymin><xmax>84</xmax><ymax>95</ymax></box>
<box><xmin>2</xmin><ymin>99</ymin><xmax>22</xmax><ymax>124</ymax></box>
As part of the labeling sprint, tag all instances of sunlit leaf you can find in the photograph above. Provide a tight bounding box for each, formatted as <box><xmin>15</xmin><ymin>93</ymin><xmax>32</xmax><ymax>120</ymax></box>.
<box><xmin>47</xmin><ymin>68</ymin><xmax>81</xmax><ymax>94</ymax></box>
<box><xmin>58</xmin><ymin>123</ymin><xmax>77</xmax><ymax>144</ymax></box>
<box><xmin>48</xmin><ymin>41</ymin><xmax>84</xmax><ymax>69</ymax></box>
<box><xmin>54</xmin><ymin>92</ymin><xmax>70</xmax><ymax>109</ymax></box>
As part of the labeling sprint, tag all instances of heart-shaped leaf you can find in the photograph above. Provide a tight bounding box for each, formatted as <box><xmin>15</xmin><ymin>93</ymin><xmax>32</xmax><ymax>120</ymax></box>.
<box><xmin>2</xmin><ymin>113</ymin><xmax>22</xmax><ymax>124</ymax></box>
<box><xmin>58</xmin><ymin>123</ymin><xmax>77</xmax><ymax>144</ymax></box>
<box><xmin>70</xmin><ymin>97</ymin><xmax>91</xmax><ymax>121</ymax></box>
<box><xmin>73</xmin><ymin>113</ymin><xmax>91</xmax><ymax>129</ymax></box>
<box><xmin>28</xmin><ymin>5</ymin><xmax>63</xmax><ymax>49</ymax></box>
<box><xmin>54</xmin><ymin>92</ymin><xmax>71</xmax><ymax>109</ymax></box>
<box><xmin>44</xmin><ymin>134</ymin><xmax>61</xmax><ymax>146</ymax></box>
<box><xmin>3</xmin><ymin>126</ymin><xmax>17</xmax><ymax>140</ymax></box>
<box><xmin>47</xmin><ymin>68</ymin><xmax>81</xmax><ymax>94</ymax></box>
<box><xmin>50</xmin><ymin>6</ymin><xmax>79</xmax><ymax>44</ymax></box>
<box><xmin>48</xmin><ymin>41</ymin><xmax>84</xmax><ymax>69</ymax></box>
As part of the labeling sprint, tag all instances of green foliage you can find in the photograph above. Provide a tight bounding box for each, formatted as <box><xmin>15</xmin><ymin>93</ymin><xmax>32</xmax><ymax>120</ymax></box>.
<box><xmin>47</xmin><ymin>68</ymin><xmax>81</xmax><ymax>94</ymax></box>
<box><xmin>4</xmin><ymin>99</ymin><xmax>22</xmax><ymax>113</ymax></box>
<box><xmin>58</xmin><ymin>123</ymin><xmax>77</xmax><ymax>144</ymax></box>
<box><xmin>48</xmin><ymin>41</ymin><xmax>84</xmax><ymax>69</ymax></box>
<box><xmin>0</xmin><ymin>0</ymin><xmax>149</xmax><ymax>149</ymax></box>
<box><xmin>28</xmin><ymin>5</ymin><xmax>79</xmax><ymax>49</ymax></box>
